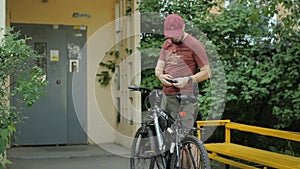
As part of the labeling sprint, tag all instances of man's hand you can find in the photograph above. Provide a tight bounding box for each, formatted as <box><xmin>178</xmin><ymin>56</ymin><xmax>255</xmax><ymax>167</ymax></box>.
<box><xmin>172</xmin><ymin>77</ymin><xmax>189</xmax><ymax>88</ymax></box>
<box><xmin>159</xmin><ymin>75</ymin><xmax>191</xmax><ymax>88</ymax></box>
<box><xmin>158</xmin><ymin>74</ymin><xmax>174</xmax><ymax>86</ymax></box>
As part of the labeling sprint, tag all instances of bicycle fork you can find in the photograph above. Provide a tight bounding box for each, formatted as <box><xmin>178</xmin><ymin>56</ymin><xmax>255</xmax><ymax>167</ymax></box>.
<box><xmin>175</xmin><ymin>127</ymin><xmax>182</xmax><ymax>168</ymax></box>
<box><xmin>153</xmin><ymin>113</ymin><xmax>164</xmax><ymax>151</ymax></box>
<box><xmin>152</xmin><ymin>113</ymin><xmax>167</xmax><ymax>168</ymax></box>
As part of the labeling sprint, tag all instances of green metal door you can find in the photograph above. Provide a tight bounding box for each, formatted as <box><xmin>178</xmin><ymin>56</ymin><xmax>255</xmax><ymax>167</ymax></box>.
<box><xmin>11</xmin><ymin>24</ymin><xmax>87</xmax><ymax>145</ymax></box>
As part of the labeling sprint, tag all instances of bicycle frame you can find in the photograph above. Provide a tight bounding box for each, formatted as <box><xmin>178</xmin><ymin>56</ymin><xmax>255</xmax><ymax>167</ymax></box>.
<box><xmin>147</xmin><ymin>97</ymin><xmax>170</xmax><ymax>168</ymax></box>
<box><xmin>144</xmin><ymin>92</ymin><xmax>193</xmax><ymax>169</ymax></box>
<box><xmin>151</xmin><ymin>103</ymin><xmax>198</xmax><ymax>169</ymax></box>
<box><xmin>129</xmin><ymin>86</ymin><xmax>205</xmax><ymax>169</ymax></box>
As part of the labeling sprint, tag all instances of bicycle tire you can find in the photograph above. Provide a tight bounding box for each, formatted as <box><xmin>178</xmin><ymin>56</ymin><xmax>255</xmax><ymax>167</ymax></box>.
<box><xmin>170</xmin><ymin>136</ymin><xmax>211</xmax><ymax>169</ymax></box>
<box><xmin>130</xmin><ymin>126</ymin><xmax>156</xmax><ymax>169</ymax></box>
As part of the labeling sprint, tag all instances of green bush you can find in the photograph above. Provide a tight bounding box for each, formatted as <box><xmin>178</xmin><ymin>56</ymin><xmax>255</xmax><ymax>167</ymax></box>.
<box><xmin>0</xmin><ymin>28</ymin><xmax>48</xmax><ymax>168</ymax></box>
<box><xmin>139</xmin><ymin>0</ymin><xmax>300</xmax><ymax>130</ymax></box>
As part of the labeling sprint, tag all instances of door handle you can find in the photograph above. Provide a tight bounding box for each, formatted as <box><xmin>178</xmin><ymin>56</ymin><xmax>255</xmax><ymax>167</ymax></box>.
<box><xmin>56</xmin><ymin>79</ymin><xmax>61</xmax><ymax>85</ymax></box>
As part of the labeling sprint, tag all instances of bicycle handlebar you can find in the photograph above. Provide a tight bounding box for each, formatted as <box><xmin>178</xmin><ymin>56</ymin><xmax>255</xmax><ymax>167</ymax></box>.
<box><xmin>128</xmin><ymin>86</ymin><xmax>151</xmax><ymax>93</ymax></box>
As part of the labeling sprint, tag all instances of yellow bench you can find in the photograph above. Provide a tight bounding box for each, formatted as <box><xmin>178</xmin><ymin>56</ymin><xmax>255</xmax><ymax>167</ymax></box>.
<box><xmin>197</xmin><ymin>120</ymin><xmax>300</xmax><ymax>169</ymax></box>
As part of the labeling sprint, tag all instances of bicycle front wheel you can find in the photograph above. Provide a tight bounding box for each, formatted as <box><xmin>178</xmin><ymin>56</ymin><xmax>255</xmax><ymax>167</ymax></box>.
<box><xmin>130</xmin><ymin>126</ymin><xmax>156</xmax><ymax>169</ymax></box>
<box><xmin>170</xmin><ymin>136</ymin><xmax>211</xmax><ymax>169</ymax></box>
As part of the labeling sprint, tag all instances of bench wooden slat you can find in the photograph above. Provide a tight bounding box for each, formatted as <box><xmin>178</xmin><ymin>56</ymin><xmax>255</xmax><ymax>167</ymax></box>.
<box><xmin>226</xmin><ymin>123</ymin><xmax>300</xmax><ymax>142</ymax></box>
<box><xmin>209</xmin><ymin>152</ymin><xmax>259</xmax><ymax>169</ymax></box>
<box><xmin>205</xmin><ymin>143</ymin><xmax>300</xmax><ymax>169</ymax></box>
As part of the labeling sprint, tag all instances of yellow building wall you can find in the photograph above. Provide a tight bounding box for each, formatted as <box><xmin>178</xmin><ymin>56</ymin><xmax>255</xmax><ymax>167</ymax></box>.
<box><xmin>7</xmin><ymin>0</ymin><xmax>118</xmax><ymax>144</ymax></box>
<box><xmin>0</xmin><ymin>0</ymin><xmax>5</xmax><ymax>38</ymax></box>
<box><xmin>7</xmin><ymin>0</ymin><xmax>115</xmax><ymax>37</ymax></box>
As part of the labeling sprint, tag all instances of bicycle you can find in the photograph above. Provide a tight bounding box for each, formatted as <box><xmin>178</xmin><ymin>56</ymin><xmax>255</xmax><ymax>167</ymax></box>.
<box><xmin>129</xmin><ymin>85</ymin><xmax>211</xmax><ymax>169</ymax></box>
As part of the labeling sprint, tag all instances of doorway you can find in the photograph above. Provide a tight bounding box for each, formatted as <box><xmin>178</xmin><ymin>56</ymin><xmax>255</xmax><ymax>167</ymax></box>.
<box><xmin>11</xmin><ymin>24</ymin><xmax>87</xmax><ymax>145</ymax></box>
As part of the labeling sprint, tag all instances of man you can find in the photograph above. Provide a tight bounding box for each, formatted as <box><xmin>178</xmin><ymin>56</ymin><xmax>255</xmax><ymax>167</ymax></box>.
<box><xmin>155</xmin><ymin>13</ymin><xmax>211</xmax><ymax>133</ymax></box>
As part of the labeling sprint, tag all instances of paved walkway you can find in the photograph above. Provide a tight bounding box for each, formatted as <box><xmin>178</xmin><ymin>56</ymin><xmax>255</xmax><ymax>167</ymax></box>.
<box><xmin>7</xmin><ymin>143</ymin><xmax>131</xmax><ymax>159</ymax></box>
<box><xmin>7</xmin><ymin>143</ymin><xmax>224</xmax><ymax>169</ymax></box>
<box><xmin>7</xmin><ymin>143</ymin><xmax>132</xmax><ymax>169</ymax></box>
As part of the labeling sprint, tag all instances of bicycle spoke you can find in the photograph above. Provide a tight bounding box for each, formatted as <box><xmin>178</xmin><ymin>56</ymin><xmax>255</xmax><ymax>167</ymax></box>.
<box><xmin>170</xmin><ymin>136</ymin><xmax>211</xmax><ymax>169</ymax></box>
<box><xmin>187</xmin><ymin>143</ymin><xmax>200</xmax><ymax>168</ymax></box>
<box><xmin>131</xmin><ymin>127</ymin><xmax>156</xmax><ymax>169</ymax></box>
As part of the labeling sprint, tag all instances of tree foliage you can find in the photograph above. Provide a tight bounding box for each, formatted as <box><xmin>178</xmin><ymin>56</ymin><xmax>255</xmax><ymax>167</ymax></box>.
<box><xmin>139</xmin><ymin>0</ymin><xmax>300</xmax><ymax>130</ymax></box>
<box><xmin>0</xmin><ymin>28</ymin><xmax>48</xmax><ymax>168</ymax></box>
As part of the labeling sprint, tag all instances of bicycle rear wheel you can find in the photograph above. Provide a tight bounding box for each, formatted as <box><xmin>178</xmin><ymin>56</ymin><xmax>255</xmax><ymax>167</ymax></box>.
<box><xmin>170</xmin><ymin>136</ymin><xmax>211</xmax><ymax>169</ymax></box>
<box><xmin>130</xmin><ymin>126</ymin><xmax>156</xmax><ymax>169</ymax></box>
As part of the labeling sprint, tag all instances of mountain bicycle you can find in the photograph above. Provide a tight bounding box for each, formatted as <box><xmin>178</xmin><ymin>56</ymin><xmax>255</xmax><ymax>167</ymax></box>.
<box><xmin>129</xmin><ymin>85</ymin><xmax>211</xmax><ymax>169</ymax></box>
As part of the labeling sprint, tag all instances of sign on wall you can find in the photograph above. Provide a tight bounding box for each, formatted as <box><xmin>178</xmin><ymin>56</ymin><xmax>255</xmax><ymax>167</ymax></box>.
<box><xmin>50</xmin><ymin>50</ymin><xmax>59</xmax><ymax>61</ymax></box>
